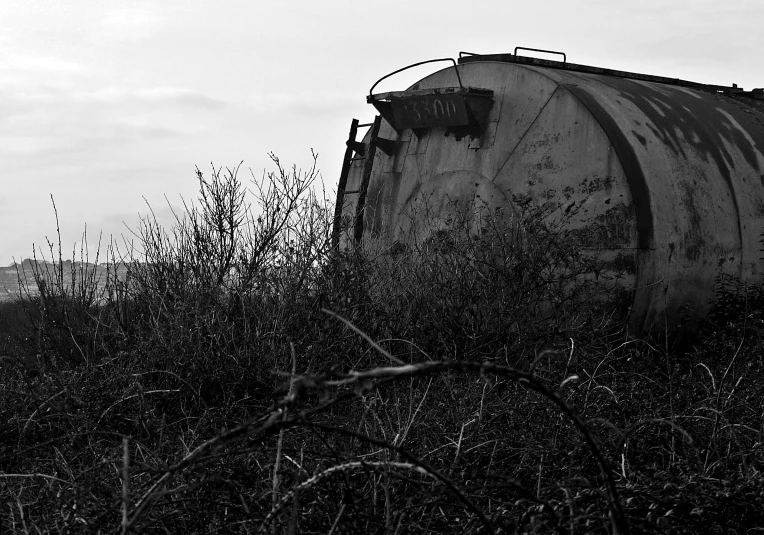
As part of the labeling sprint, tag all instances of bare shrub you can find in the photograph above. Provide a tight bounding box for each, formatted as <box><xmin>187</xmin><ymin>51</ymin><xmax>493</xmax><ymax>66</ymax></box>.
<box><xmin>119</xmin><ymin>153</ymin><xmax>333</xmax><ymax>403</ymax></box>
<box><xmin>15</xmin><ymin>198</ymin><xmax>125</xmax><ymax>365</ymax></box>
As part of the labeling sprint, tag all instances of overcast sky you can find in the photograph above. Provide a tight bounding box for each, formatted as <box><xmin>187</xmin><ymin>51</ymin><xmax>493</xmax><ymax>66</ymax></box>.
<box><xmin>1</xmin><ymin>0</ymin><xmax>762</xmax><ymax>266</ymax></box>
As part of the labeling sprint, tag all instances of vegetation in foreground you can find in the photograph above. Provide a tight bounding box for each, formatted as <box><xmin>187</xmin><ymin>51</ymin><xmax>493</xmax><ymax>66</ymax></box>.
<box><xmin>1</xmin><ymin>156</ymin><xmax>763</xmax><ymax>534</ymax></box>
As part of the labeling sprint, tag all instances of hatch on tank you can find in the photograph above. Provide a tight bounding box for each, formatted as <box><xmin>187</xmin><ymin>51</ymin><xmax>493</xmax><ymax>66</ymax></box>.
<box><xmin>366</xmin><ymin>58</ymin><xmax>494</xmax><ymax>139</ymax></box>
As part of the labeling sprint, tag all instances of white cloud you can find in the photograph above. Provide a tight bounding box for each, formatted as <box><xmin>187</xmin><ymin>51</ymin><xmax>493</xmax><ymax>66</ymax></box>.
<box><xmin>0</xmin><ymin>50</ymin><xmax>87</xmax><ymax>76</ymax></box>
<box><xmin>45</xmin><ymin>85</ymin><xmax>230</xmax><ymax>110</ymax></box>
<box><xmin>97</xmin><ymin>6</ymin><xmax>163</xmax><ymax>41</ymax></box>
<box><xmin>0</xmin><ymin>63</ymin><xmax>228</xmax><ymax>161</ymax></box>
<box><xmin>136</xmin><ymin>87</ymin><xmax>227</xmax><ymax>110</ymax></box>
<box><xmin>246</xmin><ymin>90</ymin><xmax>360</xmax><ymax>115</ymax></box>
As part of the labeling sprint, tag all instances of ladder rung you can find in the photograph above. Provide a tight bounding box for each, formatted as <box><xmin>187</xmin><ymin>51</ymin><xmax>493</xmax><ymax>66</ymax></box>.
<box><xmin>350</xmin><ymin>157</ymin><xmax>365</xmax><ymax>161</ymax></box>
<box><xmin>358</xmin><ymin>122</ymin><xmax>373</xmax><ymax>127</ymax></box>
<box><xmin>344</xmin><ymin>189</ymin><xmax>359</xmax><ymax>194</ymax></box>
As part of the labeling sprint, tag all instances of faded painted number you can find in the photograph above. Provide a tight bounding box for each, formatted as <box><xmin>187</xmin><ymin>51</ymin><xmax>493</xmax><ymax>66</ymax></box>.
<box><xmin>403</xmin><ymin>98</ymin><xmax>458</xmax><ymax>124</ymax></box>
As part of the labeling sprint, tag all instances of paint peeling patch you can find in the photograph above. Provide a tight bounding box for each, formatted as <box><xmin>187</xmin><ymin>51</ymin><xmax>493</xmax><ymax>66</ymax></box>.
<box><xmin>578</xmin><ymin>175</ymin><xmax>614</xmax><ymax>195</ymax></box>
<box><xmin>575</xmin><ymin>203</ymin><xmax>635</xmax><ymax>248</ymax></box>
<box><xmin>598</xmin><ymin>78</ymin><xmax>760</xmax><ymax>187</ymax></box>
<box><xmin>645</xmin><ymin>122</ymin><xmax>682</xmax><ymax>156</ymax></box>
<box><xmin>647</xmin><ymin>100</ymin><xmax>666</xmax><ymax>117</ymax></box>
<box><xmin>716</xmin><ymin>108</ymin><xmax>762</xmax><ymax>172</ymax></box>
<box><xmin>535</xmin><ymin>155</ymin><xmax>555</xmax><ymax>170</ymax></box>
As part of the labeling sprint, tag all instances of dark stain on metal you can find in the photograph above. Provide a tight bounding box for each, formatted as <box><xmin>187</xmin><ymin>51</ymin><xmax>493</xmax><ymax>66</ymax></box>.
<box><xmin>577</xmin><ymin>203</ymin><xmax>635</xmax><ymax>248</ymax></box>
<box><xmin>604</xmin><ymin>252</ymin><xmax>637</xmax><ymax>274</ymax></box>
<box><xmin>535</xmin><ymin>155</ymin><xmax>555</xmax><ymax>170</ymax></box>
<box><xmin>579</xmin><ymin>175</ymin><xmax>614</xmax><ymax>194</ymax></box>
<box><xmin>562</xmin><ymin>83</ymin><xmax>654</xmax><ymax>250</ymax></box>
<box><xmin>684</xmin><ymin>239</ymin><xmax>703</xmax><ymax>262</ymax></box>
<box><xmin>599</xmin><ymin>78</ymin><xmax>763</xmax><ymax>182</ymax></box>
<box><xmin>678</xmin><ymin>181</ymin><xmax>705</xmax><ymax>262</ymax></box>
<box><xmin>728</xmin><ymin>122</ymin><xmax>761</xmax><ymax>172</ymax></box>
<box><xmin>632</xmin><ymin>131</ymin><xmax>647</xmax><ymax>146</ymax></box>
<box><xmin>645</xmin><ymin>122</ymin><xmax>682</xmax><ymax>156</ymax></box>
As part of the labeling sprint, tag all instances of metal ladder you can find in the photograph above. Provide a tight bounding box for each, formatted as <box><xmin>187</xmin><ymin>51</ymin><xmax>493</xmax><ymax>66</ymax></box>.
<box><xmin>331</xmin><ymin>116</ymin><xmax>383</xmax><ymax>249</ymax></box>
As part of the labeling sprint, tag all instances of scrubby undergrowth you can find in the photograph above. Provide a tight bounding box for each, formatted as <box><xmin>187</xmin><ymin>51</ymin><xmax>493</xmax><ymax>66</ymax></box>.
<box><xmin>1</xmin><ymin>156</ymin><xmax>763</xmax><ymax>534</ymax></box>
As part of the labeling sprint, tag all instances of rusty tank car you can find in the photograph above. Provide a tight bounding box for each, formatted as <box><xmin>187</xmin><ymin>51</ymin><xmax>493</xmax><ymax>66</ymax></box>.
<box><xmin>332</xmin><ymin>48</ymin><xmax>764</xmax><ymax>332</ymax></box>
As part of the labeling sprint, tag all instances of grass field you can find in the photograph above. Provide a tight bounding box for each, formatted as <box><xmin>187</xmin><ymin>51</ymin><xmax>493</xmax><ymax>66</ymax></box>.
<box><xmin>2</xmin><ymin>158</ymin><xmax>763</xmax><ymax>534</ymax></box>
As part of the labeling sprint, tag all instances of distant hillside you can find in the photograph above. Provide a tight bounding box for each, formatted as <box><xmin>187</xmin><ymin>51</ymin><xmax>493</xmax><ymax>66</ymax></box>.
<box><xmin>0</xmin><ymin>260</ymin><xmax>128</xmax><ymax>302</ymax></box>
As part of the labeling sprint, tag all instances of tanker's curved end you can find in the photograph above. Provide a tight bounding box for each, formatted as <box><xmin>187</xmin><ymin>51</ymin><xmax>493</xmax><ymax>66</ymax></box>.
<box><xmin>335</xmin><ymin>52</ymin><xmax>764</xmax><ymax>332</ymax></box>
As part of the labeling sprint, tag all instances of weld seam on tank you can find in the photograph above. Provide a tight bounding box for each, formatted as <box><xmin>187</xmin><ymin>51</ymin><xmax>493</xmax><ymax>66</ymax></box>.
<box><xmin>560</xmin><ymin>81</ymin><xmax>657</xmax><ymax>333</ymax></box>
<box><xmin>491</xmin><ymin>85</ymin><xmax>562</xmax><ymax>183</ymax></box>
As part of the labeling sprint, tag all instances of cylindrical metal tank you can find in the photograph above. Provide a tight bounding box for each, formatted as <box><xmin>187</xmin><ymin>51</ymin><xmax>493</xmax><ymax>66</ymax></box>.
<box><xmin>336</xmin><ymin>51</ymin><xmax>764</xmax><ymax>332</ymax></box>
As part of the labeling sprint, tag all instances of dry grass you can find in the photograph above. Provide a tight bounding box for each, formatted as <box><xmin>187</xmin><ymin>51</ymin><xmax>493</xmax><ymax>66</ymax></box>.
<box><xmin>1</xmin><ymin>155</ymin><xmax>763</xmax><ymax>534</ymax></box>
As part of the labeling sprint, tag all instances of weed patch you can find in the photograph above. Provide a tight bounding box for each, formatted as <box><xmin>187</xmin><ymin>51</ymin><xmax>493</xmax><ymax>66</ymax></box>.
<box><xmin>2</xmin><ymin>157</ymin><xmax>763</xmax><ymax>534</ymax></box>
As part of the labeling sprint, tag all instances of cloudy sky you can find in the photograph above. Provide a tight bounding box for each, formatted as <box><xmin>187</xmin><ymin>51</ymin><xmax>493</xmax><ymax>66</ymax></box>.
<box><xmin>1</xmin><ymin>0</ymin><xmax>762</xmax><ymax>266</ymax></box>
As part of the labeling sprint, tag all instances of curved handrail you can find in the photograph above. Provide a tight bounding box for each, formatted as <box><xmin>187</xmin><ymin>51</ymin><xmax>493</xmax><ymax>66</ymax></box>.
<box><xmin>369</xmin><ymin>58</ymin><xmax>464</xmax><ymax>96</ymax></box>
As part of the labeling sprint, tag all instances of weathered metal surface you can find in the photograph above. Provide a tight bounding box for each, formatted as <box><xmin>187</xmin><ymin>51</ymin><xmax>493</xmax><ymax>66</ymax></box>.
<box><xmin>369</xmin><ymin>87</ymin><xmax>494</xmax><ymax>134</ymax></box>
<box><xmin>395</xmin><ymin>91</ymin><xmax>471</xmax><ymax>129</ymax></box>
<box><xmin>391</xmin><ymin>91</ymin><xmax>471</xmax><ymax>129</ymax></box>
<box><xmin>338</xmin><ymin>54</ymin><xmax>764</xmax><ymax>332</ymax></box>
